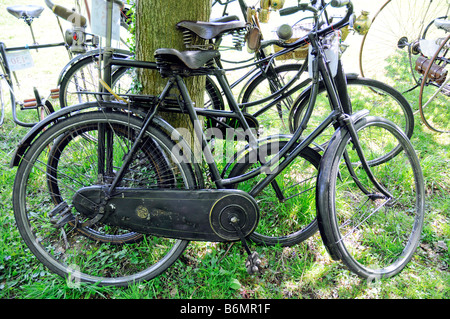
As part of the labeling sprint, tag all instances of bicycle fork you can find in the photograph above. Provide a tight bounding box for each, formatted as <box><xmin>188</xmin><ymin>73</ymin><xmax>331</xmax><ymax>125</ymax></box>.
<box><xmin>339</xmin><ymin>114</ymin><xmax>394</xmax><ymax>201</ymax></box>
<box><xmin>309</xmin><ymin>32</ymin><xmax>394</xmax><ymax>202</ymax></box>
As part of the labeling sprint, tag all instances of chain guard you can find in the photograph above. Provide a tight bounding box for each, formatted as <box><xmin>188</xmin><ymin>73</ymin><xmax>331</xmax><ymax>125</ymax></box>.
<box><xmin>73</xmin><ymin>186</ymin><xmax>259</xmax><ymax>242</ymax></box>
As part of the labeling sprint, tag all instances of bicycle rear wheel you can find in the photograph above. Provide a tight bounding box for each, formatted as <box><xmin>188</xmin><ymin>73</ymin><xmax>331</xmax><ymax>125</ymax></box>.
<box><xmin>419</xmin><ymin>34</ymin><xmax>450</xmax><ymax>133</ymax></box>
<box><xmin>13</xmin><ymin>111</ymin><xmax>196</xmax><ymax>286</ymax></box>
<box><xmin>317</xmin><ymin>116</ymin><xmax>424</xmax><ymax>279</ymax></box>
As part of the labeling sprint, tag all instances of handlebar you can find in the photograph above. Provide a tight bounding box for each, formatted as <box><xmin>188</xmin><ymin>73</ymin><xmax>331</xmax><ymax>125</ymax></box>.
<box><xmin>279</xmin><ymin>4</ymin><xmax>317</xmax><ymax>16</ymax></box>
<box><xmin>45</xmin><ymin>0</ymin><xmax>125</xmax><ymax>27</ymax></box>
<box><xmin>273</xmin><ymin>0</ymin><xmax>353</xmax><ymax>49</ymax></box>
<box><xmin>279</xmin><ymin>0</ymin><xmax>350</xmax><ymax>16</ymax></box>
<box><xmin>45</xmin><ymin>0</ymin><xmax>87</xmax><ymax>27</ymax></box>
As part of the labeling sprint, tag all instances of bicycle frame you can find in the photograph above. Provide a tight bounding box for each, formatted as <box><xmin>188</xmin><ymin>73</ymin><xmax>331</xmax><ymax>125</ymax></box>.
<box><xmin>0</xmin><ymin>40</ymin><xmax>66</xmax><ymax>127</ymax></box>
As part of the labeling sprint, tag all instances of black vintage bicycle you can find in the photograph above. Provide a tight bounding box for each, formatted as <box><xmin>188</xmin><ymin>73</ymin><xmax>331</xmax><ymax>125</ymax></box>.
<box><xmin>11</xmin><ymin>0</ymin><xmax>424</xmax><ymax>286</ymax></box>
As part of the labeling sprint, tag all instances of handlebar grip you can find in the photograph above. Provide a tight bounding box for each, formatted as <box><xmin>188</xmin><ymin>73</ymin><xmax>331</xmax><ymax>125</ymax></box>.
<box><xmin>330</xmin><ymin>0</ymin><xmax>350</xmax><ymax>8</ymax></box>
<box><xmin>279</xmin><ymin>7</ymin><xmax>301</xmax><ymax>16</ymax></box>
<box><xmin>52</xmin><ymin>4</ymin><xmax>87</xmax><ymax>27</ymax></box>
<box><xmin>279</xmin><ymin>4</ymin><xmax>310</xmax><ymax>16</ymax></box>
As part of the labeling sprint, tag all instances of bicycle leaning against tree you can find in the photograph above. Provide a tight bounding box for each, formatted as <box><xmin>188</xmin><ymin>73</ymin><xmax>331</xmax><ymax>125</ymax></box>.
<box><xmin>10</xmin><ymin>0</ymin><xmax>424</xmax><ymax>287</ymax></box>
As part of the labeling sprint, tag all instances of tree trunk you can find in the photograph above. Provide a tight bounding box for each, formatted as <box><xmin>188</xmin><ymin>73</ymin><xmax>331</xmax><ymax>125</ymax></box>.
<box><xmin>135</xmin><ymin>0</ymin><xmax>211</xmax><ymax>158</ymax></box>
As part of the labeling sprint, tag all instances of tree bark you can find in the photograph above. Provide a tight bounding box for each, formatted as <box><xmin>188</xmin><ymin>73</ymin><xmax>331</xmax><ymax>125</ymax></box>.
<box><xmin>135</xmin><ymin>0</ymin><xmax>211</xmax><ymax>145</ymax></box>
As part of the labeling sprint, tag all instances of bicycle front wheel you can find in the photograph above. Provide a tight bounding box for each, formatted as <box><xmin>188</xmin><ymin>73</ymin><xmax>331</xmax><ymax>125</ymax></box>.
<box><xmin>13</xmin><ymin>111</ymin><xmax>197</xmax><ymax>286</ymax></box>
<box><xmin>227</xmin><ymin>140</ymin><xmax>321</xmax><ymax>246</ymax></box>
<box><xmin>317</xmin><ymin>116</ymin><xmax>425</xmax><ymax>279</ymax></box>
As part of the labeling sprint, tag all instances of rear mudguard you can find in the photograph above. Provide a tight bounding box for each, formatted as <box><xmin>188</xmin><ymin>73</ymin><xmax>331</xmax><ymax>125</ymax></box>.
<box><xmin>56</xmin><ymin>48</ymin><xmax>132</xmax><ymax>85</ymax></box>
<box><xmin>9</xmin><ymin>101</ymin><xmax>205</xmax><ymax>188</ymax></box>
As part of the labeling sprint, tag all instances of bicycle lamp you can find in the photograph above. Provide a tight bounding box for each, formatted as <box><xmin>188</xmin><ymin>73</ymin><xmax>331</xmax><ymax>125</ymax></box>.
<box><xmin>353</xmin><ymin>11</ymin><xmax>371</xmax><ymax>35</ymax></box>
<box><xmin>259</xmin><ymin>0</ymin><xmax>285</xmax><ymax>23</ymax></box>
<box><xmin>277</xmin><ymin>24</ymin><xmax>293</xmax><ymax>41</ymax></box>
<box><xmin>260</xmin><ymin>0</ymin><xmax>285</xmax><ymax>10</ymax></box>
<box><xmin>65</xmin><ymin>27</ymin><xmax>87</xmax><ymax>54</ymax></box>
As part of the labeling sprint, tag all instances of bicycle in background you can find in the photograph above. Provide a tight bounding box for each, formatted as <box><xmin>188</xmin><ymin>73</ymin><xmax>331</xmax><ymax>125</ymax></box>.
<box><xmin>0</xmin><ymin>0</ymin><xmax>96</xmax><ymax>127</ymax></box>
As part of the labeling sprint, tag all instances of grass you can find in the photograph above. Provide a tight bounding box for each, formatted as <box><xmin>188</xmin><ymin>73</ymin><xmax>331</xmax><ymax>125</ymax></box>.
<box><xmin>0</xmin><ymin>0</ymin><xmax>449</xmax><ymax>301</ymax></box>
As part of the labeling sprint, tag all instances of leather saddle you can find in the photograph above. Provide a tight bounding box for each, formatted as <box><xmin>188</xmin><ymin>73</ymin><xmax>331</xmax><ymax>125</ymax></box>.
<box><xmin>7</xmin><ymin>5</ymin><xmax>44</xmax><ymax>20</ymax></box>
<box><xmin>176</xmin><ymin>19</ymin><xmax>246</xmax><ymax>40</ymax></box>
<box><xmin>155</xmin><ymin>49</ymin><xmax>220</xmax><ymax>70</ymax></box>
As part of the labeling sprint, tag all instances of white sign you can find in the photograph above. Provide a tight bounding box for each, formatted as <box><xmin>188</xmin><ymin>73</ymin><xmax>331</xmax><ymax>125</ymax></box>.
<box><xmin>91</xmin><ymin>0</ymin><xmax>121</xmax><ymax>42</ymax></box>
<box><xmin>5</xmin><ymin>50</ymin><xmax>34</xmax><ymax>71</ymax></box>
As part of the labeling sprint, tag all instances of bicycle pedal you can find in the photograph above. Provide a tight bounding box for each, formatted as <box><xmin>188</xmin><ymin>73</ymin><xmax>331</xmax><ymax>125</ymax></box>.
<box><xmin>245</xmin><ymin>251</ymin><xmax>261</xmax><ymax>275</ymax></box>
<box><xmin>49</xmin><ymin>202</ymin><xmax>75</xmax><ymax>228</ymax></box>
<box><xmin>21</xmin><ymin>98</ymin><xmax>37</xmax><ymax>109</ymax></box>
<box><xmin>228</xmin><ymin>216</ymin><xmax>261</xmax><ymax>274</ymax></box>
<box><xmin>50</xmin><ymin>88</ymin><xmax>60</xmax><ymax>99</ymax></box>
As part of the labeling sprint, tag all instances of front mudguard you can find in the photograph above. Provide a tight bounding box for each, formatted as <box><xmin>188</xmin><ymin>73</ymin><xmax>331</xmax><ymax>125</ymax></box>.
<box><xmin>315</xmin><ymin>109</ymin><xmax>370</xmax><ymax>261</ymax></box>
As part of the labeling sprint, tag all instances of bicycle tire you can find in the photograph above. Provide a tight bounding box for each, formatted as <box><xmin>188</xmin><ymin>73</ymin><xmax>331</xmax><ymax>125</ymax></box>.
<box><xmin>227</xmin><ymin>140</ymin><xmax>321</xmax><ymax>246</ymax></box>
<box><xmin>59</xmin><ymin>55</ymin><xmax>103</xmax><ymax>107</ymax></box>
<box><xmin>290</xmin><ymin>76</ymin><xmax>414</xmax><ymax>165</ymax></box>
<box><xmin>317</xmin><ymin>116</ymin><xmax>425</xmax><ymax>279</ymax></box>
<box><xmin>13</xmin><ymin>111</ymin><xmax>197</xmax><ymax>286</ymax></box>
<box><xmin>418</xmin><ymin>34</ymin><xmax>450</xmax><ymax>133</ymax></box>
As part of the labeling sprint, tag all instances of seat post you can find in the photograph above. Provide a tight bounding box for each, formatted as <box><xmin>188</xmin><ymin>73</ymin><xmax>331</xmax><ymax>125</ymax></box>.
<box><xmin>26</xmin><ymin>21</ymin><xmax>39</xmax><ymax>46</ymax></box>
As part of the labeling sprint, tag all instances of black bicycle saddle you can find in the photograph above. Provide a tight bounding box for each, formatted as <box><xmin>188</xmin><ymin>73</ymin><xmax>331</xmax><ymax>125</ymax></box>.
<box><xmin>176</xmin><ymin>20</ymin><xmax>246</xmax><ymax>40</ymax></box>
<box><xmin>155</xmin><ymin>49</ymin><xmax>220</xmax><ymax>69</ymax></box>
<box><xmin>7</xmin><ymin>5</ymin><xmax>45</xmax><ymax>20</ymax></box>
